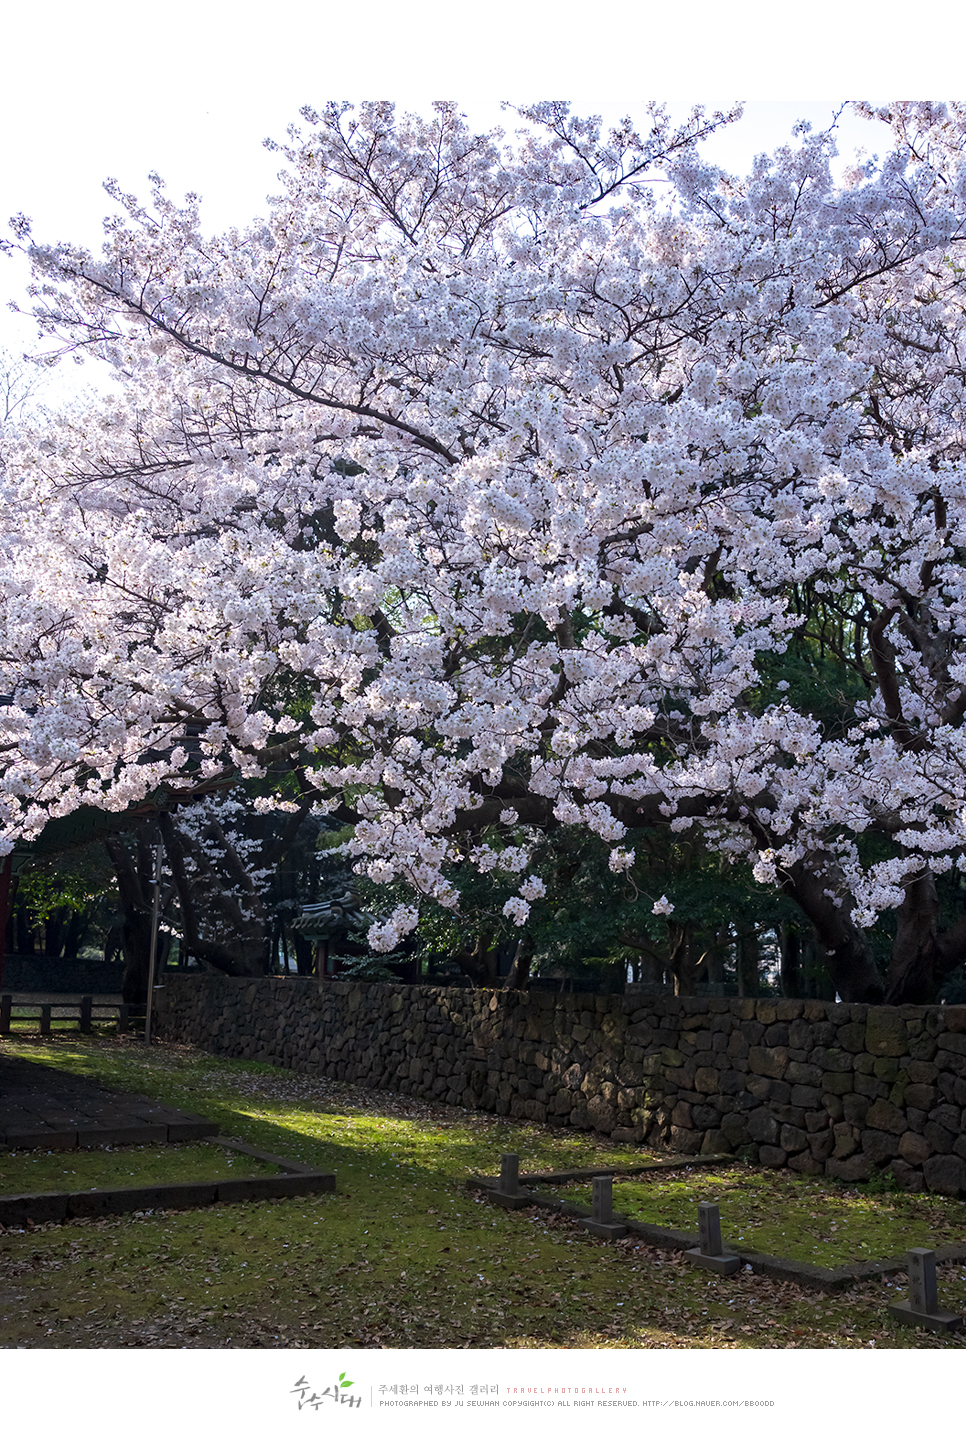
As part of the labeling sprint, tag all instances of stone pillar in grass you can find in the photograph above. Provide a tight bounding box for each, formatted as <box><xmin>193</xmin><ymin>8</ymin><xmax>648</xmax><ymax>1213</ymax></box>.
<box><xmin>489</xmin><ymin>1152</ymin><xmax>530</xmax><ymax>1210</ymax></box>
<box><xmin>578</xmin><ymin>1176</ymin><xmax>628</xmax><ymax>1240</ymax></box>
<box><xmin>888</xmin><ymin>1249</ymin><xmax>963</xmax><ymax>1333</ymax></box>
<box><xmin>684</xmin><ymin>1201</ymin><xmax>740</xmax><ymax>1275</ymax></box>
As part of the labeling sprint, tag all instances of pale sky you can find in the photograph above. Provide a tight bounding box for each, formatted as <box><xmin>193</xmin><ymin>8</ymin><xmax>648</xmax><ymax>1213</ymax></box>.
<box><xmin>2</xmin><ymin>0</ymin><xmax>963</xmax><ymax>407</ymax></box>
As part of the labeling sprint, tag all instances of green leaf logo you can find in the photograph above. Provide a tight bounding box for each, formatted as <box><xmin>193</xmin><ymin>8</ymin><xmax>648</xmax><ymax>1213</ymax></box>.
<box><xmin>338</xmin><ymin>1372</ymin><xmax>354</xmax><ymax>1387</ymax></box>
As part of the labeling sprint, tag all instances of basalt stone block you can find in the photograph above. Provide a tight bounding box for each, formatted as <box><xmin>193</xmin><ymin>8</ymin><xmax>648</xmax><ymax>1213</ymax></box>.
<box><xmin>862</xmin><ymin>1128</ymin><xmax>900</xmax><ymax>1165</ymax></box>
<box><xmin>922</xmin><ymin>1155</ymin><xmax>966</xmax><ymax>1196</ymax></box>
<box><xmin>666</xmin><ymin>1127</ymin><xmax>703</xmax><ymax>1154</ymax></box>
<box><xmin>836</xmin><ymin>1023</ymin><xmax>867</xmax><ymax>1053</ymax></box>
<box><xmin>700</xmin><ymin>1130</ymin><xmax>733</xmax><ymax>1155</ymax></box>
<box><xmin>827</xmin><ymin>1152</ymin><xmax>873</xmax><ymax>1181</ymax></box>
<box><xmin>790</xmin><ymin>1085</ymin><xmax>823</xmax><ymax>1109</ymax></box>
<box><xmin>822</xmin><ymin>1072</ymin><xmax>854</xmax><ymax>1095</ymax></box>
<box><xmin>808</xmin><ymin>1130</ymin><xmax>835</xmax><ymax>1160</ymax></box>
<box><xmin>746</xmin><ymin>1107</ymin><xmax>780</xmax><ymax>1144</ymax></box>
<box><xmin>889</xmin><ymin>1159</ymin><xmax>926</xmax><ymax>1192</ymax></box>
<box><xmin>758</xmin><ymin>1144</ymin><xmax>787</xmax><ymax>1168</ymax></box>
<box><xmin>904</xmin><ymin>1083</ymin><xmax>938</xmax><ymax>1112</ymax></box>
<box><xmin>780</xmin><ymin>1123</ymin><xmax>808</xmax><ymax>1154</ymax></box>
<box><xmin>808</xmin><ymin>1020</ymin><xmax>838</xmax><ymax>1046</ymax></box>
<box><xmin>720</xmin><ymin>1112</ymin><xmax>749</xmax><ymax>1145</ymax></box>
<box><xmin>842</xmin><ymin>1094</ymin><xmax>871</xmax><ymax>1125</ymax></box>
<box><xmin>805</xmin><ymin>1110</ymin><xmax>830</xmax><ymax>1133</ymax></box>
<box><xmin>818</xmin><ymin>1047</ymin><xmax>855</xmax><ymax>1074</ymax></box>
<box><xmin>786</xmin><ymin>1151</ymin><xmax>823</xmax><ymax>1174</ymax></box>
<box><xmin>943</xmin><ymin>1006</ymin><xmax>966</xmax><ymax>1035</ymax></box>
<box><xmin>865</xmin><ymin>1099</ymin><xmax>907</xmax><ymax>1135</ymax></box>
<box><xmin>937</xmin><ymin>1032</ymin><xmax>966</xmax><ymax>1057</ymax></box>
<box><xmin>924</xmin><ymin>1122</ymin><xmax>955</xmax><ymax>1156</ymax></box>
<box><xmin>747</xmin><ymin>1045</ymin><xmax>790</xmax><ymax>1078</ymax></box>
<box><xmin>898</xmin><ymin>1128</ymin><xmax>934</xmax><ymax>1167</ymax></box>
<box><xmin>785</xmin><ymin>1061</ymin><xmax>823</xmax><ymax>1088</ymax></box>
<box><xmin>865</xmin><ymin>1008</ymin><xmax>909</xmax><ymax>1058</ymax></box>
<box><xmin>692</xmin><ymin>1103</ymin><xmax>722</xmax><ymax>1130</ymax></box>
<box><xmin>930</xmin><ymin>1103</ymin><xmax>962</xmax><ymax>1133</ymax></box>
<box><xmin>773</xmin><ymin>1104</ymin><xmax>807</xmax><ymax>1128</ymax></box>
<box><xmin>763</xmin><ymin>1024</ymin><xmax>790</xmax><ymax>1046</ymax></box>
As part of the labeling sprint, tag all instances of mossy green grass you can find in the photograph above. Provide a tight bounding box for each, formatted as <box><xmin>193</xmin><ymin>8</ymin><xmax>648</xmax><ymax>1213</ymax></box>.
<box><xmin>0</xmin><ymin>1141</ymin><xmax>274</xmax><ymax>1196</ymax></box>
<box><xmin>2</xmin><ymin>1033</ymin><xmax>965</xmax><ymax>1352</ymax></box>
<box><xmin>612</xmin><ymin>1166</ymin><xmax>966</xmax><ymax>1265</ymax></box>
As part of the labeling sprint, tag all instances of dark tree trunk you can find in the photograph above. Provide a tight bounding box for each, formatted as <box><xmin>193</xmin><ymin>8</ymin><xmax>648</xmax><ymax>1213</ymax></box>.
<box><xmin>781</xmin><ymin>852</ymin><xmax>884</xmax><ymax>1003</ymax></box>
<box><xmin>451</xmin><ymin>937</ymin><xmax>502</xmax><ymax>987</ymax></box>
<box><xmin>505</xmin><ymin>937</ymin><xmax>534</xmax><ymax>990</ymax></box>
<box><xmin>15</xmin><ymin>899</ymin><xmax>33</xmax><ymax>954</ymax></box>
<box><xmin>779</xmin><ymin>924</ymin><xmax>802</xmax><ymax>997</ymax></box>
<box><xmin>883</xmin><ymin>869</ymin><xmax>943</xmax><ymax>1004</ymax></box>
<box><xmin>292</xmin><ymin>926</ymin><xmax>314</xmax><ymax>976</ymax></box>
<box><xmin>44</xmin><ymin>906</ymin><xmax>66</xmax><ymax>958</ymax></box>
<box><xmin>736</xmin><ymin>925</ymin><xmax>761</xmax><ymax>998</ymax></box>
<box><xmin>105</xmin><ymin>821</ymin><xmax>164</xmax><ymax>1004</ymax></box>
<box><xmin>62</xmin><ymin>908</ymin><xmax>92</xmax><ymax>961</ymax></box>
<box><xmin>670</xmin><ymin>923</ymin><xmax>697</xmax><ymax>996</ymax></box>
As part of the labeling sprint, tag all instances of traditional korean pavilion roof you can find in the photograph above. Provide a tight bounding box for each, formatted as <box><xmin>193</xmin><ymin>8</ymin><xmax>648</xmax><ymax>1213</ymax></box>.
<box><xmin>293</xmin><ymin>893</ymin><xmax>371</xmax><ymax>941</ymax></box>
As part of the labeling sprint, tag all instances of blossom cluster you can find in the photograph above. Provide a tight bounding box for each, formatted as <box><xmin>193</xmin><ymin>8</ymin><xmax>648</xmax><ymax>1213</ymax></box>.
<box><xmin>4</xmin><ymin>101</ymin><xmax>966</xmax><ymax>963</ymax></box>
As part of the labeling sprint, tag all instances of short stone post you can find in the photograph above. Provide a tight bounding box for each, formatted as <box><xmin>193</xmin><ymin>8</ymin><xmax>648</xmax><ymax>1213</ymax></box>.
<box><xmin>0</xmin><ymin>993</ymin><xmax>11</xmax><ymax>1035</ymax></box>
<box><xmin>684</xmin><ymin>1201</ymin><xmax>740</xmax><ymax>1275</ymax></box>
<box><xmin>889</xmin><ymin>1249</ymin><xmax>963</xmax><ymax>1333</ymax></box>
<box><xmin>118</xmin><ymin>1005</ymin><xmax>131</xmax><ymax>1036</ymax></box>
<box><xmin>578</xmin><ymin>1176</ymin><xmax>628</xmax><ymax>1240</ymax></box>
<box><xmin>79</xmin><ymin>996</ymin><xmax>93</xmax><ymax>1034</ymax></box>
<box><xmin>39</xmin><ymin>1004</ymin><xmax>51</xmax><ymax>1035</ymax></box>
<box><xmin>489</xmin><ymin>1152</ymin><xmax>530</xmax><ymax>1209</ymax></box>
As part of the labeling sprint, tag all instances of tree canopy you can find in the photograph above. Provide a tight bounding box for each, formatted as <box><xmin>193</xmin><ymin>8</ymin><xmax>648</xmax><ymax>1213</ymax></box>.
<box><xmin>5</xmin><ymin>101</ymin><xmax>966</xmax><ymax>1002</ymax></box>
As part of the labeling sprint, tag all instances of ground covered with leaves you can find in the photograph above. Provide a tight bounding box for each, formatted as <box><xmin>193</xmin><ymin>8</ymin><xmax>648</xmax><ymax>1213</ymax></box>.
<box><xmin>1</xmin><ymin>1032</ymin><xmax>965</xmax><ymax>1351</ymax></box>
<box><xmin>0</xmin><ymin>1141</ymin><xmax>274</xmax><ymax>1196</ymax></box>
<box><xmin>612</xmin><ymin>1166</ymin><xmax>966</xmax><ymax>1265</ymax></box>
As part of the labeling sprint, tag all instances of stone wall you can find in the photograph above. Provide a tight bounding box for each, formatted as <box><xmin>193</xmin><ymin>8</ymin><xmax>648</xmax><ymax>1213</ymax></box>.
<box><xmin>154</xmin><ymin>976</ymin><xmax>966</xmax><ymax>1197</ymax></box>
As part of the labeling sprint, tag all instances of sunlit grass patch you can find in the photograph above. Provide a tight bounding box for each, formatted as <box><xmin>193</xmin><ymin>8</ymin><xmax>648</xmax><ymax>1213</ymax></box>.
<box><xmin>611</xmin><ymin>1165</ymin><xmax>966</xmax><ymax>1265</ymax></box>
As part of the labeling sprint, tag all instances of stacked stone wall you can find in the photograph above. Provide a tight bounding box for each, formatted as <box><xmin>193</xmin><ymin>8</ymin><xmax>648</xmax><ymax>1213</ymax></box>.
<box><xmin>154</xmin><ymin>976</ymin><xmax>966</xmax><ymax>1196</ymax></box>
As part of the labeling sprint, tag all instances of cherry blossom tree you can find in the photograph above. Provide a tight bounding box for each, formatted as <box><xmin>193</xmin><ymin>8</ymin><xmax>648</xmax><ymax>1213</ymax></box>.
<box><xmin>5</xmin><ymin>100</ymin><xmax>966</xmax><ymax>1003</ymax></box>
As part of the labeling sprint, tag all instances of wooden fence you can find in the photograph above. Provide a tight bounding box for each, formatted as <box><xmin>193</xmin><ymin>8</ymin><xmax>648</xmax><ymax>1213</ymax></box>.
<box><xmin>0</xmin><ymin>995</ymin><xmax>146</xmax><ymax>1035</ymax></box>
